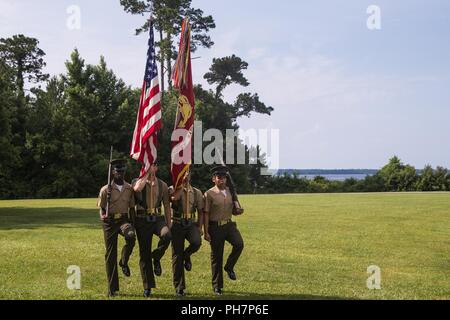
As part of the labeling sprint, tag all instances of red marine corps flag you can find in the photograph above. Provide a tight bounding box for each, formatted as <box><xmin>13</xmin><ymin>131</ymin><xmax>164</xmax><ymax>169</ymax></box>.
<box><xmin>130</xmin><ymin>18</ymin><xmax>162</xmax><ymax>183</ymax></box>
<box><xmin>171</xmin><ymin>18</ymin><xmax>195</xmax><ymax>190</ymax></box>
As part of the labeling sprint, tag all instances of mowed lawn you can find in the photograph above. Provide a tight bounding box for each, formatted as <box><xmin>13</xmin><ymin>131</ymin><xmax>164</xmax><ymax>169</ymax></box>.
<box><xmin>0</xmin><ymin>193</ymin><xmax>449</xmax><ymax>300</ymax></box>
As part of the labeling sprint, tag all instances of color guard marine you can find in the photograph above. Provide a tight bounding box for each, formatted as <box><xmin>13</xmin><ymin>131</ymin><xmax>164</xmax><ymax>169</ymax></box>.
<box><xmin>132</xmin><ymin>163</ymin><xmax>172</xmax><ymax>297</ymax></box>
<box><xmin>169</xmin><ymin>171</ymin><xmax>204</xmax><ymax>297</ymax></box>
<box><xmin>203</xmin><ymin>165</ymin><xmax>244</xmax><ymax>295</ymax></box>
<box><xmin>97</xmin><ymin>159</ymin><xmax>136</xmax><ymax>297</ymax></box>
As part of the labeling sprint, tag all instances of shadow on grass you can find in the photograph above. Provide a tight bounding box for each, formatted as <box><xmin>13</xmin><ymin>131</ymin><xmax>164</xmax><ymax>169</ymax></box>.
<box><xmin>109</xmin><ymin>291</ymin><xmax>352</xmax><ymax>300</ymax></box>
<box><xmin>0</xmin><ymin>207</ymin><xmax>101</xmax><ymax>230</ymax></box>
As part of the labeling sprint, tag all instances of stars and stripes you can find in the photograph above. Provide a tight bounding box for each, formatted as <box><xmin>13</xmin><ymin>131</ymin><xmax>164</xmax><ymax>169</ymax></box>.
<box><xmin>130</xmin><ymin>20</ymin><xmax>161</xmax><ymax>178</ymax></box>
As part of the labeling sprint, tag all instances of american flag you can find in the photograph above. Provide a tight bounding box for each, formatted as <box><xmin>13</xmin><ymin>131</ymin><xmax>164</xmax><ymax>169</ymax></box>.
<box><xmin>130</xmin><ymin>20</ymin><xmax>162</xmax><ymax>178</ymax></box>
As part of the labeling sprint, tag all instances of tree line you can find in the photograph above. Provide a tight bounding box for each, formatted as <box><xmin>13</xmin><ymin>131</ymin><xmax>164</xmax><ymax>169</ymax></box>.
<box><xmin>263</xmin><ymin>156</ymin><xmax>450</xmax><ymax>194</ymax></box>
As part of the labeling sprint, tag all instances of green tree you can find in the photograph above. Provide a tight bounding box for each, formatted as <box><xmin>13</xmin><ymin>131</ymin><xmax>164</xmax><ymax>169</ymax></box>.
<box><xmin>120</xmin><ymin>0</ymin><xmax>215</xmax><ymax>89</ymax></box>
<box><xmin>204</xmin><ymin>54</ymin><xmax>249</xmax><ymax>100</ymax></box>
<box><xmin>361</xmin><ymin>173</ymin><xmax>385</xmax><ymax>192</ymax></box>
<box><xmin>191</xmin><ymin>84</ymin><xmax>272</xmax><ymax>192</ymax></box>
<box><xmin>232</xmin><ymin>92</ymin><xmax>274</xmax><ymax>119</ymax></box>
<box><xmin>24</xmin><ymin>50</ymin><xmax>141</xmax><ymax>198</ymax></box>
<box><xmin>433</xmin><ymin>166</ymin><xmax>448</xmax><ymax>191</ymax></box>
<box><xmin>203</xmin><ymin>55</ymin><xmax>273</xmax><ymax>121</ymax></box>
<box><xmin>377</xmin><ymin>156</ymin><xmax>418</xmax><ymax>191</ymax></box>
<box><xmin>248</xmin><ymin>146</ymin><xmax>269</xmax><ymax>193</ymax></box>
<box><xmin>0</xmin><ymin>60</ymin><xmax>20</xmax><ymax>198</ymax></box>
<box><xmin>342</xmin><ymin>177</ymin><xmax>359</xmax><ymax>192</ymax></box>
<box><xmin>415</xmin><ymin>165</ymin><xmax>435</xmax><ymax>191</ymax></box>
<box><xmin>0</xmin><ymin>34</ymin><xmax>49</xmax><ymax>97</ymax></box>
<box><xmin>0</xmin><ymin>34</ymin><xmax>49</xmax><ymax>150</ymax></box>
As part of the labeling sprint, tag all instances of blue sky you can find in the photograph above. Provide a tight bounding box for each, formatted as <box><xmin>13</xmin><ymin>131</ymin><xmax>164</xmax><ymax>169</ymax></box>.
<box><xmin>1</xmin><ymin>0</ymin><xmax>449</xmax><ymax>169</ymax></box>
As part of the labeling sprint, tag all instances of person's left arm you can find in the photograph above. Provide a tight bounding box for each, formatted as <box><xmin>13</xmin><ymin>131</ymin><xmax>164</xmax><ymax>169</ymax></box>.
<box><xmin>128</xmin><ymin>187</ymin><xmax>136</xmax><ymax>223</ymax></box>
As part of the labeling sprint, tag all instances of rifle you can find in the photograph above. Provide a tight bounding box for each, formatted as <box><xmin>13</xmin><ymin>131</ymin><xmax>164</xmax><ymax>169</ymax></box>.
<box><xmin>217</xmin><ymin>152</ymin><xmax>243</xmax><ymax>215</ymax></box>
<box><xmin>226</xmin><ymin>171</ymin><xmax>244</xmax><ymax>215</ymax></box>
<box><xmin>105</xmin><ymin>146</ymin><xmax>113</xmax><ymax>218</ymax></box>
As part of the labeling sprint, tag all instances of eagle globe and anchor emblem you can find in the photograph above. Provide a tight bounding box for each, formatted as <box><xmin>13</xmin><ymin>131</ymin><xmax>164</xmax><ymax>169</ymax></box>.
<box><xmin>177</xmin><ymin>94</ymin><xmax>192</xmax><ymax>128</ymax></box>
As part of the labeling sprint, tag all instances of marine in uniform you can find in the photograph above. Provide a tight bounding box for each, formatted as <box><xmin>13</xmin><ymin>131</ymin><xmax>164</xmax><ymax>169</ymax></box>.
<box><xmin>132</xmin><ymin>163</ymin><xmax>172</xmax><ymax>297</ymax></box>
<box><xmin>97</xmin><ymin>159</ymin><xmax>137</xmax><ymax>297</ymax></box>
<box><xmin>169</xmin><ymin>171</ymin><xmax>204</xmax><ymax>297</ymax></box>
<box><xmin>204</xmin><ymin>165</ymin><xmax>244</xmax><ymax>295</ymax></box>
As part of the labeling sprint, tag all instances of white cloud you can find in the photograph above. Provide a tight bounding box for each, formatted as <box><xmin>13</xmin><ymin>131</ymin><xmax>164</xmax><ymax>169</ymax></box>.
<box><xmin>247</xmin><ymin>47</ymin><xmax>266</xmax><ymax>60</ymax></box>
<box><xmin>192</xmin><ymin>28</ymin><xmax>242</xmax><ymax>90</ymax></box>
<box><xmin>227</xmin><ymin>41</ymin><xmax>417</xmax><ymax>168</ymax></box>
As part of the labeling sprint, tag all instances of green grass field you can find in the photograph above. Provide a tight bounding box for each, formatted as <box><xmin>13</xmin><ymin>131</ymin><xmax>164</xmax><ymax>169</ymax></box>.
<box><xmin>1</xmin><ymin>192</ymin><xmax>449</xmax><ymax>300</ymax></box>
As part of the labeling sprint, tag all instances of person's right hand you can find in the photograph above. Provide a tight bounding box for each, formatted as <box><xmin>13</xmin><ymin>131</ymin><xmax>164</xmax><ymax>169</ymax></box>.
<box><xmin>100</xmin><ymin>213</ymin><xmax>108</xmax><ymax>222</ymax></box>
<box><xmin>204</xmin><ymin>232</ymin><xmax>211</xmax><ymax>242</ymax></box>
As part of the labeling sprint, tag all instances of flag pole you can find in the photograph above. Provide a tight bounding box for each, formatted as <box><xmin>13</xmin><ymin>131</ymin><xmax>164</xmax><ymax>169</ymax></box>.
<box><xmin>131</xmin><ymin>13</ymin><xmax>162</xmax><ymax>192</ymax></box>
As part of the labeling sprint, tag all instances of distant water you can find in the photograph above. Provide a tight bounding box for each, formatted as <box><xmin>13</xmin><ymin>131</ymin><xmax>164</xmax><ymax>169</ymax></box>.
<box><xmin>300</xmin><ymin>174</ymin><xmax>371</xmax><ymax>181</ymax></box>
<box><xmin>273</xmin><ymin>169</ymin><xmax>377</xmax><ymax>181</ymax></box>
